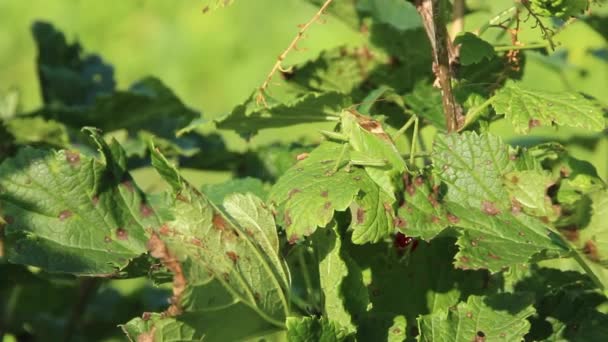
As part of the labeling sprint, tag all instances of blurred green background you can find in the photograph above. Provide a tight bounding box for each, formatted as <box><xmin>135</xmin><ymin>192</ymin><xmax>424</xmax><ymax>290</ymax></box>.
<box><xmin>0</xmin><ymin>0</ymin><xmax>361</xmax><ymax>116</ymax></box>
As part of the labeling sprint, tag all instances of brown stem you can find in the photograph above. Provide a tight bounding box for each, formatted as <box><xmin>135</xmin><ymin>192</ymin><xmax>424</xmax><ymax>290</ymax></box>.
<box><xmin>256</xmin><ymin>0</ymin><xmax>334</xmax><ymax>106</ymax></box>
<box><xmin>416</xmin><ymin>0</ymin><xmax>464</xmax><ymax>132</ymax></box>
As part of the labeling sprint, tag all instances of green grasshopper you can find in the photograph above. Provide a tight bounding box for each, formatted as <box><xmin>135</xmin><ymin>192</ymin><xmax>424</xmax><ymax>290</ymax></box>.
<box><xmin>321</xmin><ymin>108</ymin><xmax>413</xmax><ymax>199</ymax></box>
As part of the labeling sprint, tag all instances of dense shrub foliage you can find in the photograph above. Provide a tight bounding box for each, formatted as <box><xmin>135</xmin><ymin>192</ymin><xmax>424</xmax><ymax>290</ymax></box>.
<box><xmin>1</xmin><ymin>0</ymin><xmax>607</xmax><ymax>341</ymax></box>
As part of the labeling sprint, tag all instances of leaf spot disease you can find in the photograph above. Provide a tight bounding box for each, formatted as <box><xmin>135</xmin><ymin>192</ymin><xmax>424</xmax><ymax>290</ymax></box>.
<box><xmin>288</xmin><ymin>188</ymin><xmax>301</xmax><ymax>199</ymax></box>
<box><xmin>475</xmin><ymin>331</ymin><xmax>486</xmax><ymax>342</ymax></box>
<box><xmin>104</xmin><ymin>236</ymin><xmax>112</xmax><ymax>243</ymax></box>
<box><xmin>65</xmin><ymin>150</ymin><xmax>80</xmax><ymax>165</ymax></box>
<box><xmin>140</xmin><ymin>204</ymin><xmax>153</xmax><ymax>218</ymax></box>
<box><xmin>121</xmin><ymin>180</ymin><xmax>134</xmax><ymax>193</ymax></box>
<box><xmin>356</xmin><ymin>208</ymin><xmax>366</xmax><ymax>224</ymax></box>
<box><xmin>323</xmin><ymin>201</ymin><xmax>332</xmax><ymax>210</ymax></box>
<box><xmin>92</xmin><ymin>196</ymin><xmax>99</xmax><ymax>206</ymax></box>
<box><xmin>58</xmin><ymin>210</ymin><xmax>73</xmax><ymax>221</ymax></box>
<box><xmin>481</xmin><ymin>200</ymin><xmax>501</xmax><ymax>216</ymax></box>
<box><xmin>528</xmin><ymin>119</ymin><xmax>541</xmax><ymax>130</ymax></box>
<box><xmin>320</xmin><ymin>190</ymin><xmax>328</xmax><ymax>197</ymax></box>
<box><xmin>488</xmin><ymin>252</ymin><xmax>501</xmax><ymax>260</ymax></box>
<box><xmin>284</xmin><ymin>210</ymin><xmax>292</xmax><ymax>227</ymax></box>
<box><xmin>583</xmin><ymin>240</ymin><xmax>600</xmax><ymax>262</ymax></box>
<box><xmin>466</xmin><ymin>311</ymin><xmax>473</xmax><ymax>319</ymax></box>
<box><xmin>288</xmin><ymin>234</ymin><xmax>299</xmax><ymax>244</ymax></box>
<box><xmin>296</xmin><ymin>152</ymin><xmax>309</xmax><ymax>161</ymax></box>
<box><xmin>116</xmin><ymin>228</ymin><xmax>128</xmax><ymax>240</ymax></box>
<box><xmin>212</xmin><ymin>214</ymin><xmax>227</xmax><ymax>231</ymax></box>
<box><xmin>226</xmin><ymin>251</ymin><xmax>239</xmax><ymax>264</ymax></box>
<box><xmin>147</xmin><ymin>232</ymin><xmax>185</xmax><ymax>316</ymax></box>
<box><xmin>446</xmin><ymin>213</ymin><xmax>459</xmax><ymax>224</ymax></box>
<box><xmin>393</xmin><ymin>216</ymin><xmax>407</xmax><ymax>228</ymax></box>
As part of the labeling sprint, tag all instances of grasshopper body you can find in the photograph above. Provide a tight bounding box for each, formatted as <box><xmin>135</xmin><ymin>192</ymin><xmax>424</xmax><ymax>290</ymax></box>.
<box><xmin>322</xmin><ymin>109</ymin><xmax>407</xmax><ymax>199</ymax></box>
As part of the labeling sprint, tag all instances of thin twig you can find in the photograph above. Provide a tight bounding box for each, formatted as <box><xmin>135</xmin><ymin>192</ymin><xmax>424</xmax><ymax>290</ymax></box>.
<box><xmin>520</xmin><ymin>0</ymin><xmax>556</xmax><ymax>50</ymax></box>
<box><xmin>256</xmin><ymin>0</ymin><xmax>334</xmax><ymax>106</ymax></box>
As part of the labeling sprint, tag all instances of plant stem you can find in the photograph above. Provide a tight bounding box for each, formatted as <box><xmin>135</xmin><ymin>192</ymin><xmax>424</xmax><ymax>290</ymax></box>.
<box><xmin>477</xmin><ymin>6</ymin><xmax>518</xmax><ymax>36</ymax></box>
<box><xmin>494</xmin><ymin>42</ymin><xmax>551</xmax><ymax>52</ymax></box>
<box><xmin>410</xmin><ymin>117</ymin><xmax>420</xmax><ymax>166</ymax></box>
<box><xmin>415</xmin><ymin>0</ymin><xmax>464</xmax><ymax>132</ymax></box>
<box><xmin>256</xmin><ymin>0</ymin><xmax>334</xmax><ymax>106</ymax></box>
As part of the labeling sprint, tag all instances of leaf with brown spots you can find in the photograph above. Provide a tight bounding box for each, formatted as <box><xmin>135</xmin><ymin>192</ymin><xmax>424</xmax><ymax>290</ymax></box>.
<box><xmin>418</xmin><ymin>294</ymin><xmax>536</xmax><ymax>342</ymax></box>
<box><xmin>449</xmin><ymin>203</ymin><xmax>565</xmax><ymax>273</ymax></box>
<box><xmin>269</xmin><ymin>141</ymin><xmax>397</xmax><ymax>244</ymax></box>
<box><xmin>397</xmin><ymin>174</ymin><xmax>448</xmax><ymax>241</ymax></box>
<box><xmin>492</xmin><ymin>81</ymin><xmax>605</xmax><ymax>134</ymax></box>
<box><xmin>149</xmin><ymin>146</ymin><xmax>289</xmax><ymax>327</ymax></box>
<box><xmin>0</xmin><ymin>128</ymin><xmax>159</xmax><ymax>275</ymax></box>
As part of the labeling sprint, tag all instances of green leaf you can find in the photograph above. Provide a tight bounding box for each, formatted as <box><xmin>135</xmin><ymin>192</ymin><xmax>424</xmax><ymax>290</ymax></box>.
<box><xmin>216</xmin><ymin>91</ymin><xmax>349</xmax><ymax>138</ymax></box>
<box><xmin>454</xmin><ymin>33</ymin><xmax>496</xmax><ymax>66</ymax></box>
<box><xmin>268</xmin><ymin>141</ymin><xmax>362</xmax><ymax>242</ymax></box>
<box><xmin>397</xmin><ymin>174</ymin><xmax>448</xmax><ymax>241</ymax></box>
<box><xmin>504</xmin><ymin>170</ymin><xmax>559</xmax><ymax>220</ymax></box>
<box><xmin>32</xmin><ymin>21</ymin><xmax>115</xmax><ymax>106</ymax></box>
<box><xmin>0</xmin><ymin>128</ymin><xmax>158</xmax><ymax>275</ymax></box>
<box><xmin>403</xmin><ymin>81</ymin><xmax>446</xmax><ymax>130</ymax></box>
<box><xmin>432</xmin><ymin>132</ymin><xmax>514</xmax><ymax>211</ymax></box>
<box><xmin>449</xmin><ymin>203</ymin><xmax>565</xmax><ymax>273</ymax></box>
<box><xmin>418</xmin><ymin>294</ymin><xmax>536</xmax><ymax>342</ymax></box>
<box><xmin>122</xmin><ymin>304</ymin><xmax>283</xmax><ymax>342</ymax></box>
<box><xmin>492</xmin><ymin>81</ymin><xmax>606</xmax><ymax>133</ymax></box>
<box><xmin>349</xmin><ymin>175</ymin><xmax>396</xmax><ymax>244</ymax></box>
<box><xmin>347</xmin><ymin>237</ymin><xmax>491</xmax><ymax>340</ymax></box>
<box><xmin>515</xmin><ymin>267</ymin><xmax>608</xmax><ymax>341</ymax></box>
<box><xmin>288</xmin><ymin>47</ymin><xmax>372</xmax><ymax>94</ymax></box>
<box><xmin>5</xmin><ymin>117</ymin><xmax>69</xmax><ymax>148</ymax></box>
<box><xmin>360</xmin><ymin>0</ymin><xmax>422</xmax><ymax>32</ymax></box>
<box><xmin>148</xmin><ymin>147</ymin><xmax>289</xmax><ymax>326</ymax></box>
<box><xmin>577</xmin><ymin>190</ymin><xmax>608</xmax><ymax>267</ymax></box>
<box><xmin>286</xmin><ymin>316</ymin><xmax>354</xmax><ymax>342</ymax></box>
<box><xmin>269</xmin><ymin>141</ymin><xmax>395</xmax><ymax>244</ymax></box>
<box><xmin>313</xmin><ymin>226</ymin><xmax>368</xmax><ymax>333</ymax></box>
<box><xmin>432</xmin><ymin>133</ymin><xmax>568</xmax><ymax>271</ymax></box>
<box><xmin>202</xmin><ymin>177</ymin><xmax>268</xmax><ymax>206</ymax></box>
<box><xmin>38</xmin><ymin>77</ymin><xmax>199</xmax><ymax>141</ymax></box>
<box><xmin>223</xmin><ymin>193</ymin><xmax>284</xmax><ymax>271</ymax></box>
